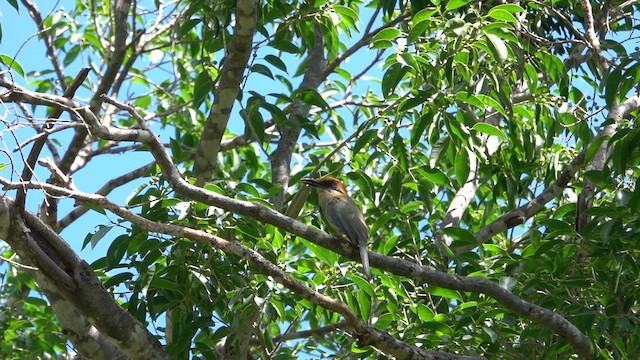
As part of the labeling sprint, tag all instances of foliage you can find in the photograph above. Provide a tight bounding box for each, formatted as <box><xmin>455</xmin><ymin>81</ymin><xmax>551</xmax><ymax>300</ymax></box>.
<box><xmin>0</xmin><ymin>249</ymin><xmax>66</xmax><ymax>360</ymax></box>
<box><xmin>0</xmin><ymin>0</ymin><xmax>639</xmax><ymax>359</ymax></box>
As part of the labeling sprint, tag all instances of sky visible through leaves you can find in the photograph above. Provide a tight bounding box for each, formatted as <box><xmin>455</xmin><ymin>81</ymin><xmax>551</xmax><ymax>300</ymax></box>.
<box><xmin>1</xmin><ymin>1</ymin><xmax>384</xmax><ymax>354</ymax></box>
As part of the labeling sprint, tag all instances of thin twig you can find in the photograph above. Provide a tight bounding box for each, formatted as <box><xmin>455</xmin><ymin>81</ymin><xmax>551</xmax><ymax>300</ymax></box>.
<box><xmin>19</xmin><ymin>0</ymin><xmax>67</xmax><ymax>89</ymax></box>
<box><xmin>14</xmin><ymin>67</ymin><xmax>90</xmax><ymax>211</ymax></box>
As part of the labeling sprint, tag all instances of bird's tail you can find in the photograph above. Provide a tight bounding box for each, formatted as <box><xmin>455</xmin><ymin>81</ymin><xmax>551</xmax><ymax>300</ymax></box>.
<box><xmin>359</xmin><ymin>239</ymin><xmax>371</xmax><ymax>280</ymax></box>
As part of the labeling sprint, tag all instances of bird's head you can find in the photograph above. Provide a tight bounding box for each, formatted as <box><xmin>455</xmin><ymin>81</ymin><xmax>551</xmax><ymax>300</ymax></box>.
<box><xmin>302</xmin><ymin>177</ymin><xmax>348</xmax><ymax>196</ymax></box>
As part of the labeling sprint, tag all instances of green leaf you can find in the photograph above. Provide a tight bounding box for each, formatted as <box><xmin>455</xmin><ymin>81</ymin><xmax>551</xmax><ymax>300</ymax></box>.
<box><xmin>151</xmin><ymin>277</ymin><xmax>180</xmax><ymax>291</ymax></box>
<box><xmin>428</xmin><ymin>286</ymin><xmax>462</xmax><ymax>301</ymax></box>
<box><xmin>103</xmin><ymin>272</ymin><xmax>134</xmax><ymax>289</ymax></box>
<box><xmin>178</xmin><ymin>18</ymin><xmax>200</xmax><ymax>36</ymax></box>
<box><xmin>24</xmin><ymin>297</ymin><xmax>48</xmax><ymax>307</ymax></box>
<box><xmin>476</xmin><ymin>94</ymin><xmax>506</xmax><ymax>116</ymax></box>
<box><xmin>413</xmin><ymin>7</ymin><xmax>438</xmax><ymax>23</ymax></box>
<box><xmin>488</xmin><ymin>8</ymin><xmax>518</xmax><ymax>23</ymax></box>
<box><xmin>372</xmin><ymin>28</ymin><xmax>401</xmax><ymax>43</ymax></box>
<box><xmin>86</xmin><ymin>225</ymin><xmax>113</xmax><ymax>250</ymax></box>
<box><xmin>0</xmin><ymin>54</ymin><xmax>25</xmax><ymax>77</ymax></box>
<box><xmin>193</xmin><ymin>70</ymin><xmax>211</xmax><ymax>109</ymax></box>
<box><xmin>370</xmin><ymin>40</ymin><xmax>393</xmax><ymax>50</ymax></box>
<box><xmin>446</xmin><ymin>0</ymin><xmax>471</xmax><ymax>11</ymax></box>
<box><xmin>411</xmin><ymin>111</ymin><xmax>433</xmax><ymax>146</ymax></box>
<box><xmin>261</xmin><ymin>102</ymin><xmax>285</xmax><ymax>126</ymax></box>
<box><xmin>298</xmin><ymin>89</ymin><xmax>329</xmax><ymax>110</ymax></box>
<box><xmin>429</xmin><ymin>136</ymin><xmax>448</xmax><ymax>168</ymax></box>
<box><xmin>456</xmin><ymin>301</ymin><xmax>479</xmax><ymax>311</ymax></box>
<box><xmin>268</xmin><ymin>39</ymin><xmax>299</xmax><ymax>54</ymax></box>
<box><xmin>584</xmin><ymin>170</ymin><xmax>612</xmax><ymax>187</ymax></box>
<box><xmin>382</xmin><ymin>235</ymin><xmax>400</xmax><ymax>255</ymax></box>
<box><xmin>408</xmin><ymin>19</ymin><xmax>431</xmax><ymax>43</ymax></box>
<box><xmin>454</xmin><ymin>148</ymin><xmax>470</xmax><ymax>184</ymax></box>
<box><xmin>489</xmin><ymin>4</ymin><xmax>525</xmax><ymax>14</ymax></box>
<box><xmin>353</xmin><ymin>128</ymin><xmax>379</xmax><ymax>155</ymax></box>
<box><xmin>347</xmin><ymin>170</ymin><xmax>374</xmax><ymax>201</ymax></box>
<box><xmin>418</xmin><ymin>168</ymin><xmax>450</xmax><ymax>186</ymax></box>
<box><xmin>539</xmin><ymin>219</ymin><xmax>573</xmax><ymax>231</ymax></box>
<box><xmin>264</xmin><ymin>54</ymin><xmax>287</xmax><ymax>72</ymax></box>
<box><xmin>127</xmin><ymin>233</ymin><xmax>149</xmax><ymax>255</ymax></box>
<box><xmin>381</xmin><ymin>63</ymin><xmax>409</xmax><ymax>98</ymax></box>
<box><xmin>64</xmin><ymin>45</ymin><xmax>81</xmax><ymax>67</ymax></box>
<box><xmin>629</xmin><ymin>177</ymin><xmax>640</xmax><ymax>213</ymax></box>
<box><xmin>302</xmin><ymin>239</ymin><xmax>338</xmax><ymax>268</ymax></box>
<box><xmin>604</xmin><ymin>65</ymin><xmax>622</xmax><ymax>108</ymax></box>
<box><xmin>333</xmin><ymin>5</ymin><xmax>358</xmax><ymax>21</ymax></box>
<box><xmin>236</xmin><ymin>182</ymin><xmax>260</xmax><ymax>197</ymax></box>
<box><xmin>5</xmin><ymin>0</ymin><xmax>18</xmax><ymax>12</ymax></box>
<box><xmin>584</xmin><ymin>135</ymin><xmax>608</xmax><ymax>164</ymax></box>
<box><xmin>105</xmin><ymin>235</ymin><xmax>130</xmax><ymax>270</ymax></box>
<box><xmin>416</xmin><ymin>304</ymin><xmax>434</xmax><ymax>321</ymax></box>
<box><xmin>370</xmin><ymin>213</ymin><xmax>396</xmax><ymax>236</ymax></box>
<box><xmin>251</xmin><ymin>64</ymin><xmax>274</xmax><ymax>79</ymax></box>
<box><xmin>523</xmin><ymin>63</ymin><xmax>538</xmax><ymax>93</ymax></box>
<box><xmin>441</xmin><ymin>227</ymin><xmax>477</xmax><ymax>246</ymax></box>
<box><xmin>485</xmin><ymin>33</ymin><xmax>509</xmax><ymax>63</ymax></box>
<box><xmin>268</xmin><ymin>225</ymin><xmax>284</xmax><ymax>249</ymax></box>
<box><xmin>471</xmin><ymin>123</ymin><xmax>505</xmax><ymax>139</ymax></box>
<box><xmin>352</xmin><ymin>280</ymin><xmax>374</xmax><ymax>301</ymax></box>
<box><xmin>456</xmin><ymin>91</ymin><xmax>482</xmax><ymax>109</ymax></box>
<box><xmin>400</xmin><ymin>201</ymin><xmax>422</xmax><ymax>213</ymax></box>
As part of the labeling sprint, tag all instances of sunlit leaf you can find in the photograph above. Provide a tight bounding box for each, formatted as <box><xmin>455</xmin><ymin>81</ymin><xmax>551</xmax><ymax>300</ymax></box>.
<box><xmin>441</xmin><ymin>227</ymin><xmax>477</xmax><ymax>246</ymax></box>
<box><xmin>372</xmin><ymin>28</ymin><xmax>401</xmax><ymax>43</ymax></box>
<box><xmin>0</xmin><ymin>54</ymin><xmax>24</xmax><ymax>77</ymax></box>
<box><xmin>485</xmin><ymin>33</ymin><xmax>509</xmax><ymax>63</ymax></box>
<box><xmin>446</xmin><ymin>0</ymin><xmax>471</xmax><ymax>11</ymax></box>
<box><xmin>471</xmin><ymin>122</ymin><xmax>505</xmax><ymax>139</ymax></box>
<box><xmin>488</xmin><ymin>8</ymin><xmax>518</xmax><ymax>23</ymax></box>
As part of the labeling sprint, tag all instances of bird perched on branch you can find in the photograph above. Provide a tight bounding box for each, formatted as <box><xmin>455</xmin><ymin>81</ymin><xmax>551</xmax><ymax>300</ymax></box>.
<box><xmin>302</xmin><ymin>177</ymin><xmax>371</xmax><ymax>279</ymax></box>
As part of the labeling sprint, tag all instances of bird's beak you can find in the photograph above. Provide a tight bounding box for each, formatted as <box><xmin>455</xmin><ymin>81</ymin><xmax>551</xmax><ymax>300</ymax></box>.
<box><xmin>301</xmin><ymin>178</ymin><xmax>318</xmax><ymax>187</ymax></box>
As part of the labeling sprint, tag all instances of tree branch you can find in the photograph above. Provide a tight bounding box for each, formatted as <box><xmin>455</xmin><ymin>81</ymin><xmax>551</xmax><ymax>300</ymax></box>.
<box><xmin>34</xmin><ymin>272</ymin><xmax>128</xmax><ymax>360</ymax></box>
<box><xmin>0</xmin><ymin>196</ymin><xmax>171</xmax><ymax>360</ymax></box>
<box><xmin>0</xmin><ymin>83</ymin><xmax>606</xmax><ymax>359</ymax></box>
<box><xmin>13</xmin><ymin>68</ymin><xmax>90</xmax><ymax>212</ymax></box>
<box><xmin>321</xmin><ymin>12</ymin><xmax>408</xmax><ymax>79</ymax></box>
<box><xmin>57</xmin><ymin>162</ymin><xmax>154</xmax><ymax>231</ymax></box>
<box><xmin>473</xmin><ymin>95</ymin><xmax>640</xmax><ymax>243</ymax></box>
<box><xmin>578</xmin><ymin>0</ymin><xmax>606</xmax><ymax>66</ymax></box>
<box><xmin>435</xmin><ymin>148</ymin><xmax>478</xmax><ymax>253</ymax></box>
<box><xmin>577</xmin><ymin>96</ymin><xmax>639</xmax><ymax>233</ymax></box>
<box><xmin>270</xmin><ymin>21</ymin><xmax>326</xmax><ymax>211</ymax></box>
<box><xmin>273</xmin><ymin>321</ymin><xmax>346</xmax><ymax>342</ymax></box>
<box><xmin>0</xmin><ymin>180</ymin><xmax>483</xmax><ymax>360</ymax></box>
<box><xmin>192</xmin><ymin>0</ymin><xmax>258</xmax><ymax>186</ymax></box>
<box><xmin>55</xmin><ymin>0</ymin><xmax>132</xmax><ymax>182</ymax></box>
<box><xmin>19</xmin><ymin>0</ymin><xmax>67</xmax><ymax>89</ymax></box>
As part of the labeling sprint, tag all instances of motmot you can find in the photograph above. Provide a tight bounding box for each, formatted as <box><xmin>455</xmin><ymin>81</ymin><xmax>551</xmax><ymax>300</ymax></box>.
<box><xmin>302</xmin><ymin>177</ymin><xmax>371</xmax><ymax>279</ymax></box>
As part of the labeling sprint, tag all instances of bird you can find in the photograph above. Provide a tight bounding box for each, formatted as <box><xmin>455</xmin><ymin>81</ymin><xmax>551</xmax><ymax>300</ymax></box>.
<box><xmin>302</xmin><ymin>177</ymin><xmax>371</xmax><ymax>279</ymax></box>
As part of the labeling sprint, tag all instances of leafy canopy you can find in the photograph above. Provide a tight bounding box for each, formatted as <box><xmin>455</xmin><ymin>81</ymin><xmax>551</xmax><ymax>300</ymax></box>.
<box><xmin>0</xmin><ymin>0</ymin><xmax>639</xmax><ymax>359</ymax></box>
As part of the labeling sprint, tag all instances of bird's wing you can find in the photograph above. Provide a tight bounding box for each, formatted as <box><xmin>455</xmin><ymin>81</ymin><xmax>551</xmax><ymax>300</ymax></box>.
<box><xmin>327</xmin><ymin>198</ymin><xmax>368</xmax><ymax>244</ymax></box>
<box><xmin>325</xmin><ymin>198</ymin><xmax>371</xmax><ymax>279</ymax></box>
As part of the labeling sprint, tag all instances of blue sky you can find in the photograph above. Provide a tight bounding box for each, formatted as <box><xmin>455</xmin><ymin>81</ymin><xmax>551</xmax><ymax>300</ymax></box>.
<box><xmin>1</xmin><ymin>0</ymin><xmax>123</xmax><ymax>256</ymax></box>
